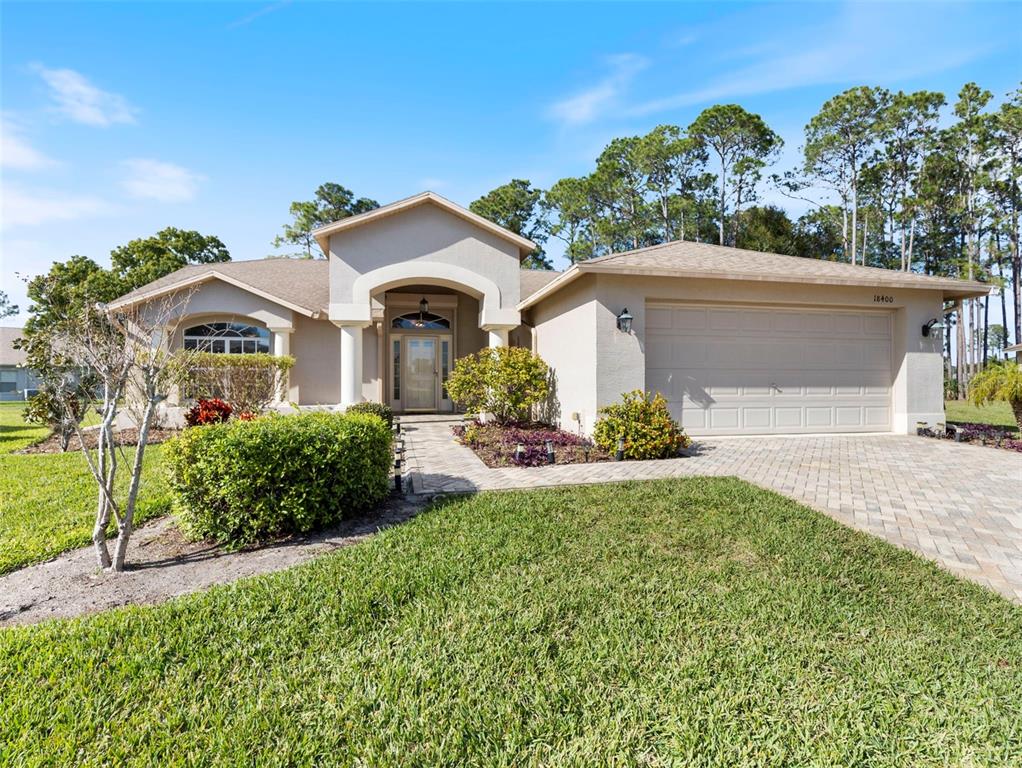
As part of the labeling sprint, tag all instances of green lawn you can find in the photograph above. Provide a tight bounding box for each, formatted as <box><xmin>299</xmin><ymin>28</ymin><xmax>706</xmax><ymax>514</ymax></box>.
<box><xmin>2</xmin><ymin>479</ymin><xmax>1018</xmax><ymax>766</ymax></box>
<box><xmin>945</xmin><ymin>399</ymin><xmax>1018</xmax><ymax>430</ymax></box>
<box><xmin>0</xmin><ymin>403</ymin><xmax>171</xmax><ymax>574</ymax></box>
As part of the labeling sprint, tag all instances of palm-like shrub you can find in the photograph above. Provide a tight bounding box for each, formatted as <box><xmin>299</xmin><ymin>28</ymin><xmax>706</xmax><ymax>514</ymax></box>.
<box><xmin>446</xmin><ymin>347</ymin><xmax>550</xmax><ymax>424</ymax></box>
<box><xmin>969</xmin><ymin>361</ymin><xmax>1022</xmax><ymax>431</ymax></box>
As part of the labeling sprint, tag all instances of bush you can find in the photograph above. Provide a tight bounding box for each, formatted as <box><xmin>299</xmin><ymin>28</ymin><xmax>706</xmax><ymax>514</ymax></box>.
<box><xmin>593</xmin><ymin>390</ymin><xmax>690</xmax><ymax>460</ymax></box>
<box><xmin>166</xmin><ymin>412</ymin><xmax>392</xmax><ymax>547</ymax></box>
<box><xmin>346</xmin><ymin>401</ymin><xmax>394</xmax><ymax>429</ymax></box>
<box><xmin>23</xmin><ymin>386</ymin><xmax>89</xmax><ymax>452</ymax></box>
<box><xmin>184</xmin><ymin>397</ymin><xmax>233</xmax><ymax>426</ymax></box>
<box><xmin>446</xmin><ymin>347</ymin><xmax>550</xmax><ymax>424</ymax></box>
<box><xmin>180</xmin><ymin>352</ymin><xmax>295</xmax><ymax>416</ymax></box>
<box><xmin>968</xmin><ymin>361</ymin><xmax>1022</xmax><ymax>431</ymax></box>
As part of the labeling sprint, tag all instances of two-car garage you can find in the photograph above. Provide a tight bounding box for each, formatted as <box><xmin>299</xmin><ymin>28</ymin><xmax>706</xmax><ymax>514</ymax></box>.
<box><xmin>645</xmin><ymin>303</ymin><xmax>893</xmax><ymax>435</ymax></box>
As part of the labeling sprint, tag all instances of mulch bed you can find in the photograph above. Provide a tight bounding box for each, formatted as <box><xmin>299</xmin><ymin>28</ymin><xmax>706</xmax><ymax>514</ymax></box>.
<box><xmin>452</xmin><ymin>421</ymin><xmax>612</xmax><ymax>468</ymax></box>
<box><xmin>920</xmin><ymin>421</ymin><xmax>1022</xmax><ymax>453</ymax></box>
<box><xmin>19</xmin><ymin>428</ymin><xmax>181</xmax><ymax>455</ymax></box>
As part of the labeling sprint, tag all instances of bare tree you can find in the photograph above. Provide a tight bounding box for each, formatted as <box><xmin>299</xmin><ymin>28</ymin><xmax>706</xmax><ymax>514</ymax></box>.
<box><xmin>47</xmin><ymin>291</ymin><xmax>193</xmax><ymax>571</ymax></box>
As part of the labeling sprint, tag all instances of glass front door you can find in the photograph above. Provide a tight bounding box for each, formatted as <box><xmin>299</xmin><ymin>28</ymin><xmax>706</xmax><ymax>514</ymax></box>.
<box><xmin>405</xmin><ymin>337</ymin><xmax>437</xmax><ymax>410</ymax></box>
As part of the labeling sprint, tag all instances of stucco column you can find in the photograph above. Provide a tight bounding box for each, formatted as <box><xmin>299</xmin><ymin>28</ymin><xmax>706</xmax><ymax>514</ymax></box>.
<box><xmin>339</xmin><ymin>323</ymin><xmax>365</xmax><ymax>408</ymax></box>
<box><xmin>269</xmin><ymin>327</ymin><xmax>293</xmax><ymax>404</ymax></box>
<box><xmin>484</xmin><ymin>326</ymin><xmax>512</xmax><ymax>348</ymax></box>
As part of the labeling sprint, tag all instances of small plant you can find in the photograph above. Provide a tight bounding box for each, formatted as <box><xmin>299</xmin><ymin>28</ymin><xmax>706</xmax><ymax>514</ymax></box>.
<box><xmin>968</xmin><ymin>361</ymin><xmax>1022</xmax><ymax>432</ymax></box>
<box><xmin>593</xmin><ymin>390</ymin><xmax>689</xmax><ymax>461</ymax></box>
<box><xmin>23</xmin><ymin>386</ymin><xmax>89</xmax><ymax>452</ymax></box>
<box><xmin>184</xmin><ymin>398</ymin><xmax>233</xmax><ymax>426</ymax></box>
<box><xmin>346</xmin><ymin>401</ymin><xmax>394</xmax><ymax>429</ymax></box>
<box><xmin>181</xmin><ymin>352</ymin><xmax>295</xmax><ymax>417</ymax></box>
<box><xmin>446</xmin><ymin>347</ymin><xmax>550</xmax><ymax>424</ymax></box>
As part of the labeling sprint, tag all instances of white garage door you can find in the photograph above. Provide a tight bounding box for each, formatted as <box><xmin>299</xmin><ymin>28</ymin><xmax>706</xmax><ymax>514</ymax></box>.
<box><xmin>645</xmin><ymin>303</ymin><xmax>892</xmax><ymax>435</ymax></box>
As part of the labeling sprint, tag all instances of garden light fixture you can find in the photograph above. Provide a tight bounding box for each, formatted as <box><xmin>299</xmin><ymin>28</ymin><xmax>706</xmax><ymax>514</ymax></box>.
<box><xmin>615</xmin><ymin>437</ymin><xmax>625</xmax><ymax>461</ymax></box>
<box><xmin>545</xmin><ymin>439</ymin><xmax>555</xmax><ymax>464</ymax></box>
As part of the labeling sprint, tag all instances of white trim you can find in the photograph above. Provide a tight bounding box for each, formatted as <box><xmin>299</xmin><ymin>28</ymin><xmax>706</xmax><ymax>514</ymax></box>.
<box><xmin>312</xmin><ymin>191</ymin><xmax>537</xmax><ymax>256</ymax></box>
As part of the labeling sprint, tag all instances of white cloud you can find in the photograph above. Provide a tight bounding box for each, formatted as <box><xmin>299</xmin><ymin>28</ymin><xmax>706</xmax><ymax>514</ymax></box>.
<box><xmin>547</xmin><ymin>54</ymin><xmax>649</xmax><ymax>126</ymax></box>
<box><xmin>0</xmin><ymin>118</ymin><xmax>57</xmax><ymax>169</ymax></box>
<box><xmin>34</xmin><ymin>65</ymin><xmax>137</xmax><ymax>126</ymax></box>
<box><xmin>120</xmin><ymin>158</ymin><xmax>204</xmax><ymax>202</ymax></box>
<box><xmin>1</xmin><ymin>185</ymin><xmax>114</xmax><ymax>229</ymax></box>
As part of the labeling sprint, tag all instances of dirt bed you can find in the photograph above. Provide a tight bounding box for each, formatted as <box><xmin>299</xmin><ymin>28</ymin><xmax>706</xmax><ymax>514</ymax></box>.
<box><xmin>0</xmin><ymin>495</ymin><xmax>424</xmax><ymax>627</ymax></box>
<box><xmin>18</xmin><ymin>427</ymin><xmax>180</xmax><ymax>454</ymax></box>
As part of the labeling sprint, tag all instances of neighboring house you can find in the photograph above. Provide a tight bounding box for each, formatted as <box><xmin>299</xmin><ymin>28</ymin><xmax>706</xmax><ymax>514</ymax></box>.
<box><xmin>108</xmin><ymin>191</ymin><xmax>989</xmax><ymax>436</ymax></box>
<box><xmin>1006</xmin><ymin>342</ymin><xmax>1022</xmax><ymax>363</ymax></box>
<box><xmin>0</xmin><ymin>327</ymin><xmax>40</xmax><ymax>402</ymax></box>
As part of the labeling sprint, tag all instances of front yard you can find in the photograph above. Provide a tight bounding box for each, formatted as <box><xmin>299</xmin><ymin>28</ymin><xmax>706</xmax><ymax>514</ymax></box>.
<box><xmin>2</xmin><ymin>478</ymin><xmax>1019</xmax><ymax>765</ymax></box>
<box><xmin>944</xmin><ymin>399</ymin><xmax>1018</xmax><ymax>430</ymax></box>
<box><xmin>0</xmin><ymin>403</ymin><xmax>170</xmax><ymax>574</ymax></box>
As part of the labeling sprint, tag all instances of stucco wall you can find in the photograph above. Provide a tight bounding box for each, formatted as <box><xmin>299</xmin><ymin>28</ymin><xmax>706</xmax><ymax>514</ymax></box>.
<box><xmin>328</xmin><ymin>204</ymin><xmax>522</xmax><ymax>311</ymax></box>
<box><xmin>529</xmin><ymin>275</ymin><xmax>599</xmax><ymax>431</ymax></box>
<box><xmin>588</xmin><ymin>274</ymin><xmax>946</xmax><ymax>434</ymax></box>
<box><xmin>289</xmin><ymin>314</ymin><xmax>341</xmax><ymax>405</ymax></box>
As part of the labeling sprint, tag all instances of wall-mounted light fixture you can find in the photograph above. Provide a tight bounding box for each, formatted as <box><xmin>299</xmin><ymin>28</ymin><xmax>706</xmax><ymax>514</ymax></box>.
<box><xmin>922</xmin><ymin>318</ymin><xmax>944</xmax><ymax>337</ymax></box>
<box><xmin>616</xmin><ymin>307</ymin><xmax>633</xmax><ymax>333</ymax></box>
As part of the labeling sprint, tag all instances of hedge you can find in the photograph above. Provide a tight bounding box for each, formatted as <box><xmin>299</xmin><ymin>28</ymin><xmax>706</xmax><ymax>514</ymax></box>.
<box><xmin>166</xmin><ymin>412</ymin><xmax>392</xmax><ymax>547</ymax></box>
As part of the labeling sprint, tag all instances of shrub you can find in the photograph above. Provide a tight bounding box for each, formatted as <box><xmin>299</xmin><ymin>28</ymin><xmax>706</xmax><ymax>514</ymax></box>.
<box><xmin>446</xmin><ymin>347</ymin><xmax>550</xmax><ymax>424</ymax></box>
<box><xmin>166</xmin><ymin>412</ymin><xmax>392</xmax><ymax>547</ymax></box>
<box><xmin>180</xmin><ymin>352</ymin><xmax>295</xmax><ymax>416</ymax></box>
<box><xmin>184</xmin><ymin>397</ymin><xmax>233</xmax><ymax>426</ymax></box>
<box><xmin>968</xmin><ymin>361</ymin><xmax>1022</xmax><ymax>431</ymax></box>
<box><xmin>23</xmin><ymin>386</ymin><xmax>89</xmax><ymax>452</ymax></box>
<box><xmin>346</xmin><ymin>401</ymin><xmax>394</xmax><ymax>429</ymax></box>
<box><xmin>593</xmin><ymin>390</ymin><xmax>690</xmax><ymax>460</ymax></box>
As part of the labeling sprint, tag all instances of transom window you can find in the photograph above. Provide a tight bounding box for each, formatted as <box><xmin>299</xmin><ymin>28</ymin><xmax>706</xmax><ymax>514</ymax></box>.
<box><xmin>391</xmin><ymin>311</ymin><xmax>450</xmax><ymax>330</ymax></box>
<box><xmin>183</xmin><ymin>322</ymin><xmax>270</xmax><ymax>354</ymax></box>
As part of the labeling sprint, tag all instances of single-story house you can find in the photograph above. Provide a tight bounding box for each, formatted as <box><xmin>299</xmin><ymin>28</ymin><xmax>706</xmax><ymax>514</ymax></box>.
<box><xmin>108</xmin><ymin>191</ymin><xmax>988</xmax><ymax>436</ymax></box>
<box><xmin>0</xmin><ymin>327</ymin><xmax>40</xmax><ymax>402</ymax></box>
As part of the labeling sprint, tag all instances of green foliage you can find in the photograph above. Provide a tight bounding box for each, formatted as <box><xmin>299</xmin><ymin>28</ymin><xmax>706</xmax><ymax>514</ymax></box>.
<box><xmin>945</xmin><ymin>399</ymin><xmax>1018</xmax><ymax>430</ymax></box>
<box><xmin>445</xmin><ymin>347</ymin><xmax>550</xmax><ymax>424</ymax></box>
<box><xmin>181</xmin><ymin>352</ymin><xmax>295</xmax><ymax>415</ymax></box>
<box><xmin>469</xmin><ymin>179</ymin><xmax>551</xmax><ymax>269</ymax></box>
<box><xmin>109</xmin><ymin>227</ymin><xmax>230</xmax><ymax>293</ymax></box>
<box><xmin>593</xmin><ymin>390</ymin><xmax>690</xmax><ymax>460</ymax></box>
<box><xmin>23</xmin><ymin>386</ymin><xmax>90</xmax><ymax>452</ymax></box>
<box><xmin>0</xmin><ymin>290</ymin><xmax>17</xmax><ymax>320</ymax></box>
<box><xmin>968</xmin><ymin>361</ymin><xmax>1022</xmax><ymax>430</ymax></box>
<box><xmin>166</xmin><ymin>412</ymin><xmax>392</xmax><ymax>547</ymax></box>
<box><xmin>2</xmin><ymin>478</ymin><xmax>1021</xmax><ymax>764</ymax></box>
<box><xmin>274</xmin><ymin>182</ymin><xmax>379</xmax><ymax>258</ymax></box>
<box><xmin>345</xmin><ymin>401</ymin><xmax>394</xmax><ymax>429</ymax></box>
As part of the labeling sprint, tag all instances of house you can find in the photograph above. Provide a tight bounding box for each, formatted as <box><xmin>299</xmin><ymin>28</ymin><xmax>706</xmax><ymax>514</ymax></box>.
<box><xmin>108</xmin><ymin>191</ymin><xmax>989</xmax><ymax>436</ymax></box>
<box><xmin>0</xmin><ymin>327</ymin><xmax>40</xmax><ymax>402</ymax></box>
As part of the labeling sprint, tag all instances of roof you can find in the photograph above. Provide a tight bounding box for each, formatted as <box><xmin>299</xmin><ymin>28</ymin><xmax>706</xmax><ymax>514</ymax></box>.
<box><xmin>107</xmin><ymin>259</ymin><xmax>330</xmax><ymax>317</ymax></box>
<box><xmin>0</xmin><ymin>327</ymin><xmax>27</xmax><ymax>367</ymax></box>
<box><xmin>519</xmin><ymin>269</ymin><xmax>563</xmax><ymax>301</ymax></box>
<box><xmin>311</xmin><ymin>191</ymin><xmax>538</xmax><ymax>258</ymax></box>
<box><xmin>1006</xmin><ymin>343</ymin><xmax>1022</xmax><ymax>353</ymax></box>
<box><xmin>519</xmin><ymin>239</ymin><xmax>991</xmax><ymax>310</ymax></box>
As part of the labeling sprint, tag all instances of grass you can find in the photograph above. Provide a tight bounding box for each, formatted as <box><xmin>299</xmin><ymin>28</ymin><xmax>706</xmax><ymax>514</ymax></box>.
<box><xmin>2</xmin><ymin>478</ymin><xmax>1019</xmax><ymax>766</ymax></box>
<box><xmin>945</xmin><ymin>399</ymin><xmax>1018</xmax><ymax>430</ymax></box>
<box><xmin>0</xmin><ymin>403</ymin><xmax>171</xmax><ymax>574</ymax></box>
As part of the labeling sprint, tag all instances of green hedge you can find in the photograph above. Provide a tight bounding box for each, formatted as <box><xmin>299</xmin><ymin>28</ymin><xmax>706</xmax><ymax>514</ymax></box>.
<box><xmin>166</xmin><ymin>412</ymin><xmax>392</xmax><ymax>547</ymax></box>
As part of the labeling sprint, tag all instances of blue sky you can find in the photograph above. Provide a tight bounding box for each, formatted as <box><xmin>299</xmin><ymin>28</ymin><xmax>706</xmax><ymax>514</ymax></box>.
<box><xmin>2</xmin><ymin>1</ymin><xmax>1020</xmax><ymax>327</ymax></box>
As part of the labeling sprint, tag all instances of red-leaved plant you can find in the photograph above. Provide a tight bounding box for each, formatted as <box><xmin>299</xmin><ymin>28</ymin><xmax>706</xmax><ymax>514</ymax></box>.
<box><xmin>184</xmin><ymin>398</ymin><xmax>233</xmax><ymax>427</ymax></box>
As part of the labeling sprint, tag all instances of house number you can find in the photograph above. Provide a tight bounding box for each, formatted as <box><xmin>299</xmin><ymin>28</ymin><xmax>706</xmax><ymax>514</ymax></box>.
<box><xmin>873</xmin><ymin>294</ymin><xmax>894</xmax><ymax>304</ymax></box>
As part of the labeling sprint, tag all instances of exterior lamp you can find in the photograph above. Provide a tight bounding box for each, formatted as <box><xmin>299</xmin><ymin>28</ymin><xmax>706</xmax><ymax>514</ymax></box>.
<box><xmin>545</xmin><ymin>439</ymin><xmax>555</xmax><ymax>464</ymax></box>
<box><xmin>615</xmin><ymin>437</ymin><xmax>625</xmax><ymax>462</ymax></box>
<box><xmin>616</xmin><ymin>308</ymin><xmax>633</xmax><ymax>333</ymax></box>
<box><xmin>514</xmin><ymin>443</ymin><xmax>525</xmax><ymax>463</ymax></box>
<box><xmin>921</xmin><ymin>318</ymin><xmax>944</xmax><ymax>337</ymax></box>
<box><xmin>416</xmin><ymin>298</ymin><xmax>429</xmax><ymax>327</ymax></box>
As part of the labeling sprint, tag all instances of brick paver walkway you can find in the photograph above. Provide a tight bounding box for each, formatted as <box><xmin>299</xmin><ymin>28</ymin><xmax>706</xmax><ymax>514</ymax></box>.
<box><xmin>399</xmin><ymin>416</ymin><xmax>1022</xmax><ymax>601</ymax></box>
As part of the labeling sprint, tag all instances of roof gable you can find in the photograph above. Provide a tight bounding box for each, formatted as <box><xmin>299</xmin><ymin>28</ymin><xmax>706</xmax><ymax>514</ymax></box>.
<box><xmin>312</xmin><ymin>191</ymin><xmax>537</xmax><ymax>258</ymax></box>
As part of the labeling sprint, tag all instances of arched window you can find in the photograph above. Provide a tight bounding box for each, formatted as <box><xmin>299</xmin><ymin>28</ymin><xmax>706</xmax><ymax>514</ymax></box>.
<box><xmin>183</xmin><ymin>322</ymin><xmax>271</xmax><ymax>354</ymax></box>
<box><xmin>391</xmin><ymin>311</ymin><xmax>450</xmax><ymax>330</ymax></box>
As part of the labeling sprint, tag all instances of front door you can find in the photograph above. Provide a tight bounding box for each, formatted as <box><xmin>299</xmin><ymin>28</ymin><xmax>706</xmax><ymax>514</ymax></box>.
<box><xmin>405</xmin><ymin>336</ymin><xmax>438</xmax><ymax>410</ymax></box>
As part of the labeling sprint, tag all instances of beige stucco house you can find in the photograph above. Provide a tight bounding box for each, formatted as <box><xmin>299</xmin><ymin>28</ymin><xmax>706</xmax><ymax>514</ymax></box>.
<box><xmin>108</xmin><ymin>191</ymin><xmax>988</xmax><ymax>436</ymax></box>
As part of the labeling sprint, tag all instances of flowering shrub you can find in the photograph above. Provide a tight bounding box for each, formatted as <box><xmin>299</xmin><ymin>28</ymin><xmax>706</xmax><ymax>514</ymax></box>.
<box><xmin>184</xmin><ymin>398</ymin><xmax>233</xmax><ymax>427</ymax></box>
<box><xmin>446</xmin><ymin>347</ymin><xmax>550</xmax><ymax>424</ymax></box>
<box><xmin>593</xmin><ymin>390</ymin><xmax>689</xmax><ymax>460</ymax></box>
<box><xmin>952</xmin><ymin>421</ymin><xmax>1022</xmax><ymax>451</ymax></box>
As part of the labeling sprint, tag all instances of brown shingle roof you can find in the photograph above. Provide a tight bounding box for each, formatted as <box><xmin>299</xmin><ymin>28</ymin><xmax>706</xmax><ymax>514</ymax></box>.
<box><xmin>519</xmin><ymin>269</ymin><xmax>562</xmax><ymax>300</ymax></box>
<box><xmin>107</xmin><ymin>259</ymin><xmax>331</xmax><ymax>316</ymax></box>
<box><xmin>520</xmin><ymin>239</ymin><xmax>990</xmax><ymax>308</ymax></box>
<box><xmin>0</xmin><ymin>327</ymin><xmax>27</xmax><ymax>367</ymax></box>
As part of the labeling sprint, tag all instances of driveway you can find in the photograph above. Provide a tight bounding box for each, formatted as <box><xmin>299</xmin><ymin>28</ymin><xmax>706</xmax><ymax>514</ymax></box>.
<box><xmin>401</xmin><ymin>417</ymin><xmax>1022</xmax><ymax>601</ymax></box>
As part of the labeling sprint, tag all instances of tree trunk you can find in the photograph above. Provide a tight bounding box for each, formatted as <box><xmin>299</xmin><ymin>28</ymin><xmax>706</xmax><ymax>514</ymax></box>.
<box><xmin>91</xmin><ymin>419</ymin><xmax>112</xmax><ymax>569</ymax></box>
<box><xmin>956</xmin><ymin>301</ymin><xmax>966</xmax><ymax>399</ymax></box>
<box><xmin>109</xmin><ymin>396</ymin><xmax>157</xmax><ymax>572</ymax></box>
<box><xmin>718</xmin><ymin>165</ymin><xmax>726</xmax><ymax>246</ymax></box>
<box><xmin>982</xmin><ymin>295</ymin><xmax>989</xmax><ymax>366</ymax></box>
<box><xmin>850</xmin><ymin>182</ymin><xmax>858</xmax><ymax>266</ymax></box>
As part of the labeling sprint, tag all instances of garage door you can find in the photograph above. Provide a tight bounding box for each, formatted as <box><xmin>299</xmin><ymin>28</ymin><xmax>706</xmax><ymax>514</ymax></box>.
<box><xmin>645</xmin><ymin>303</ymin><xmax>892</xmax><ymax>435</ymax></box>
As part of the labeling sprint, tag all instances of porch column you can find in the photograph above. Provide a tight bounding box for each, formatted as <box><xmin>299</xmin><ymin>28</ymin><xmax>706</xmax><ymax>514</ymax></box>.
<box><xmin>269</xmin><ymin>326</ymin><xmax>293</xmax><ymax>404</ymax></box>
<box><xmin>484</xmin><ymin>326</ymin><xmax>512</xmax><ymax>348</ymax></box>
<box><xmin>339</xmin><ymin>323</ymin><xmax>366</xmax><ymax>408</ymax></box>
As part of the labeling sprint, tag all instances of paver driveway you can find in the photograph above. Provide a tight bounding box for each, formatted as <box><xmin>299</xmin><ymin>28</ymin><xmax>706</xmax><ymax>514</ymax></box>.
<box><xmin>400</xmin><ymin>417</ymin><xmax>1022</xmax><ymax>601</ymax></box>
